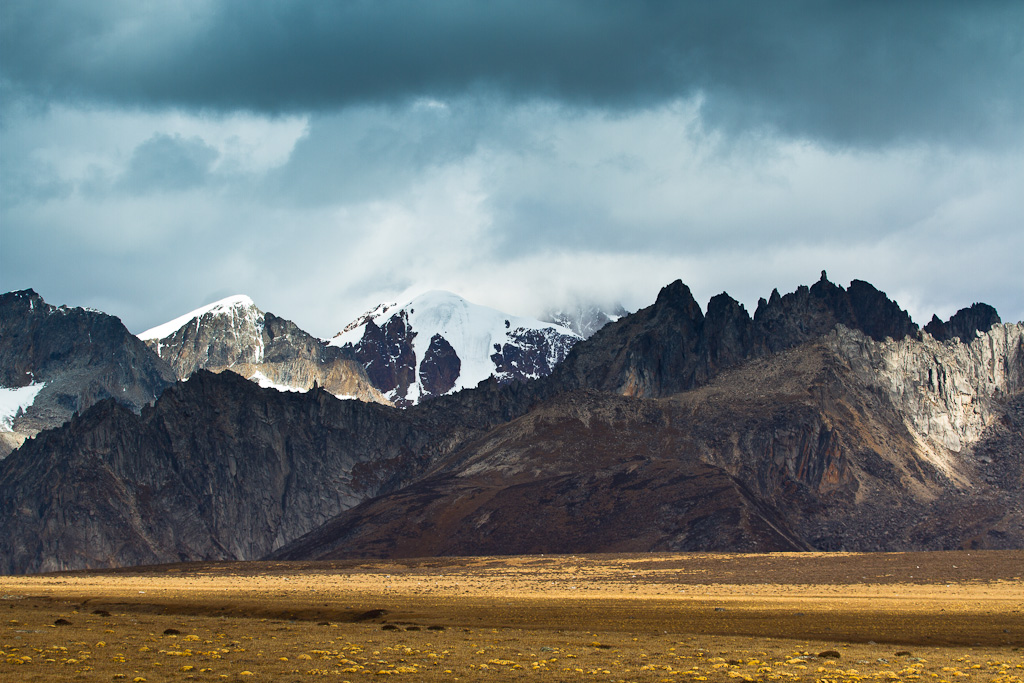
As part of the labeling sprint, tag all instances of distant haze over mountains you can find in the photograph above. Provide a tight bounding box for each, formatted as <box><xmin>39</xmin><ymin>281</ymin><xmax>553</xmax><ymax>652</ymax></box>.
<box><xmin>542</xmin><ymin>301</ymin><xmax>630</xmax><ymax>339</ymax></box>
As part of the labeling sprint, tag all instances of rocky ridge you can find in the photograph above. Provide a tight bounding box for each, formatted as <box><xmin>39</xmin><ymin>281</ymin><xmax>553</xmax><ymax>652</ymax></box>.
<box><xmin>923</xmin><ymin>303</ymin><xmax>1002</xmax><ymax>344</ymax></box>
<box><xmin>553</xmin><ymin>271</ymin><xmax>921</xmax><ymax>399</ymax></box>
<box><xmin>140</xmin><ymin>295</ymin><xmax>388</xmax><ymax>405</ymax></box>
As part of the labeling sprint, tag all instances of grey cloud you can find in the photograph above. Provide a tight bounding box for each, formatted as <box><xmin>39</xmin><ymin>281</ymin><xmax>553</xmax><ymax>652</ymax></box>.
<box><xmin>268</xmin><ymin>103</ymin><xmax>485</xmax><ymax>206</ymax></box>
<box><xmin>0</xmin><ymin>159</ymin><xmax>73</xmax><ymax>206</ymax></box>
<box><xmin>119</xmin><ymin>133</ymin><xmax>219</xmax><ymax>193</ymax></box>
<box><xmin>5</xmin><ymin>97</ymin><xmax>1020</xmax><ymax>336</ymax></box>
<box><xmin>2</xmin><ymin>1</ymin><xmax>1021</xmax><ymax>147</ymax></box>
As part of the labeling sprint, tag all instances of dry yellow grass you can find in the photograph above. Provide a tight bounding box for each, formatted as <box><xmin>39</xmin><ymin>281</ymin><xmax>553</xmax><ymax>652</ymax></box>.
<box><xmin>1</xmin><ymin>551</ymin><xmax>1022</xmax><ymax>681</ymax></box>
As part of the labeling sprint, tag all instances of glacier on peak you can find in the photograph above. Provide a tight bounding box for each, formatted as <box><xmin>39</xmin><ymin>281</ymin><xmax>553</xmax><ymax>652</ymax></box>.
<box><xmin>0</xmin><ymin>382</ymin><xmax>46</xmax><ymax>431</ymax></box>
<box><xmin>330</xmin><ymin>290</ymin><xmax>581</xmax><ymax>405</ymax></box>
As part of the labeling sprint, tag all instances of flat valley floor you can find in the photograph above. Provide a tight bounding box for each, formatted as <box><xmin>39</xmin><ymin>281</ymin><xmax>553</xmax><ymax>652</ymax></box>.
<box><xmin>1</xmin><ymin>551</ymin><xmax>1022</xmax><ymax>682</ymax></box>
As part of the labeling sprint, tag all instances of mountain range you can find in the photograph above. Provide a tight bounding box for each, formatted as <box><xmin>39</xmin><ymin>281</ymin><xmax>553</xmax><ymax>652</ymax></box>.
<box><xmin>1</xmin><ymin>273</ymin><xmax>1021</xmax><ymax>573</ymax></box>
<box><xmin>2</xmin><ymin>289</ymin><xmax>582</xmax><ymax>456</ymax></box>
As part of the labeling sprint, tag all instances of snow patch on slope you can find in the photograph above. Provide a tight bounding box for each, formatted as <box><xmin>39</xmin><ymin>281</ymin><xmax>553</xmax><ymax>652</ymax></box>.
<box><xmin>138</xmin><ymin>295</ymin><xmax>256</xmax><ymax>341</ymax></box>
<box><xmin>249</xmin><ymin>370</ymin><xmax>307</xmax><ymax>394</ymax></box>
<box><xmin>0</xmin><ymin>382</ymin><xmax>46</xmax><ymax>430</ymax></box>
<box><xmin>249</xmin><ymin>371</ymin><xmax>357</xmax><ymax>401</ymax></box>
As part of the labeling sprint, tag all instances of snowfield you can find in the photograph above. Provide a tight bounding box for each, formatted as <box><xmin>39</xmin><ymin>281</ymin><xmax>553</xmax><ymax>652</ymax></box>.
<box><xmin>0</xmin><ymin>382</ymin><xmax>46</xmax><ymax>430</ymax></box>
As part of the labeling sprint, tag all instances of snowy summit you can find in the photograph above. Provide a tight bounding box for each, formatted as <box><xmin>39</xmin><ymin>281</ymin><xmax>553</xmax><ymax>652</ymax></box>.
<box><xmin>330</xmin><ymin>290</ymin><xmax>581</xmax><ymax>405</ymax></box>
<box><xmin>138</xmin><ymin>295</ymin><xmax>256</xmax><ymax>341</ymax></box>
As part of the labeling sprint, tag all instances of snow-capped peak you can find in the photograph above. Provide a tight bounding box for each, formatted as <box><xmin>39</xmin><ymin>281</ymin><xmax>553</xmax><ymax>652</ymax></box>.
<box><xmin>329</xmin><ymin>290</ymin><xmax>581</xmax><ymax>405</ymax></box>
<box><xmin>330</xmin><ymin>290</ymin><xmax>575</xmax><ymax>348</ymax></box>
<box><xmin>138</xmin><ymin>295</ymin><xmax>257</xmax><ymax>341</ymax></box>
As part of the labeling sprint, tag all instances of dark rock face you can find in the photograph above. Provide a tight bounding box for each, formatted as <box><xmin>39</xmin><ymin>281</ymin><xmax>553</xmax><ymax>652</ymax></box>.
<box><xmin>490</xmin><ymin>328</ymin><xmax>569</xmax><ymax>382</ymax></box>
<box><xmin>554</xmin><ymin>280</ymin><xmax>709</xmax><ymax>398</ymax></box>
<box><xmin>419</xmin><ymin>334</ymin><xmax>460</xmax><ymax>396</ymax></box>
<box><xmin>924</xmin><ymin>303</ymin><xmax>1002</xmax><ymax>343</ymax></box>
<box><xmin>699</xmin><ymin>293</ymin><xmax>756</xmax><ymax>378</ymax></box>
<box><xmin>336</xmin><ymin>292</ymin><xmax>580</xmax><ymax>406</ymax></box>
<box><xmin>752</xmin><ymin>273</ymin><xmax>917</xmax><ymax>352</ymax></box>
<box><xmin>352</xmin><ymin>313</ymin><xmax>418</xmax><ymax>400</ymax></box>
<box><xmin>271</xmin><ymin>391</ymin><xmax>811</xmax><ymax>560</ymax></box>
<box><xmin>0</xmin><ymin>290</ymin><xmax>176</xmax><ymax>454</ymax></box>
<box><xmin>846</xmin><ymin>279</ymin><xmax>919</xmax><ymax>342</ymax></box>
<box><xmin>273</xmin><ymin>332</ymin><xmax>1024</xmax><ymax>560</ymax></box>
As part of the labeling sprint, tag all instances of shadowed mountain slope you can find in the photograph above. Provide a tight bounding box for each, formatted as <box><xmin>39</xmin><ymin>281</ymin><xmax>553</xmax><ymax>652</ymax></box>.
<box><xmin>924</xmin><ymin>303</ymin><xmax>1002</xmax><ymax>344</ymax></box>
<box><xmin>0</xmin><ymin>371</ymin><xmax>456</xmax><ymax>573</ymax></box>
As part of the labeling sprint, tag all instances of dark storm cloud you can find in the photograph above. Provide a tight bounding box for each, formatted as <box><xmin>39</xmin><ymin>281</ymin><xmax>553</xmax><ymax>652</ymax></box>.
<box><xmin>269</xmin><ymin>103</ymin><xmax>485</xmax><ymax>206</ymax></box>
<box><xmin>2</xmin><ymin>1</ymin><xmax>1021</xmax><ymax>147</ymax></box>
<box><xmin>119</xmin><ymin>133</ymin><xmax>219</xmax><ymax>193</ymax></box>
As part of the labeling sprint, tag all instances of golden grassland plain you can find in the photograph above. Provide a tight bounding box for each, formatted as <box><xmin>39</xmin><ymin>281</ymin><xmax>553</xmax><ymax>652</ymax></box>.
<box><xmin>1</xmin><ymin>551</ymin><xmax>1021</xmax><ymax>682</ymax></box>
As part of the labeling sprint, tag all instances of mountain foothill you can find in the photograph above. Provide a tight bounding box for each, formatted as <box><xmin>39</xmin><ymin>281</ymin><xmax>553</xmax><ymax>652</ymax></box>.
<box><xmin>0</xmin><ymin>272</ymin><xmax>1021</xmax><ymax>574</ymax></box>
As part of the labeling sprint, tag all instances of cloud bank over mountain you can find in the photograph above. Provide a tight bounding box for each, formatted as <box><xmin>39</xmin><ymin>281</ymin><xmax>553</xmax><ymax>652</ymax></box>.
<box><xmin>2</xmin><ymin>1</ymin><xmax>1022</xmax><ymax>336</ymax></box>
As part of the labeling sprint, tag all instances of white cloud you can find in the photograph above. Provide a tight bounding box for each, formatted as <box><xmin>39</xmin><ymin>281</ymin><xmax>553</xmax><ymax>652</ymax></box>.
<box><xmin>2</xmin><ymin>104</ymin><xmax>308</xmax><ymax>196</ymax></box>
<box><xmin>3</xmin><ymin>97</ymin><xmax>1022</xmax><ymax>338</ymax></box>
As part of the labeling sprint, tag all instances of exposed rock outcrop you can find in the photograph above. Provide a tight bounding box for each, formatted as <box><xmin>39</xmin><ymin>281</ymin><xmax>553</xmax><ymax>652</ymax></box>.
<box><xmin>829</xmin><ymin>322</ymin><xmax>1024</xmax><ymax>461</ymax></box>
<box><xmin>270</xmin><ymin>388</ymin><xmax>812</xmax><ymax>561</ymax></box>
<box><xmin>2</xmin><ymin>276</ymin><xmax>1020</xmax><ymax>573</ymax></box>
<box><xmin>751</xmin><ymin>272</ymin><xmax>917</xmax><ymax>351</ymax></box>
<box><xmin>924</xmin><ymin>303</ymin><xmax>1002</xmax><ymax>343</ymax></box>
<box><xmin>274</xmin><ymin>324</ymin><xmax>1024</xmax><ymax>560</ymax></box>
<box><xmin>555</xmin><ymin>273</ymin><xmax>918</xmax><ymax>399</ymax></box>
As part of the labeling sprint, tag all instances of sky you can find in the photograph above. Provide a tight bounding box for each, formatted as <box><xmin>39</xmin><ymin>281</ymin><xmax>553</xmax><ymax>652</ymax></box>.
<box><xmin>2</xmin><ymin>1</ymin><xmax>1022</xmax><ymax>338</ymax></box>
